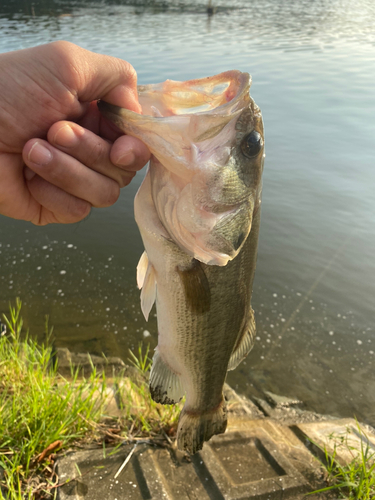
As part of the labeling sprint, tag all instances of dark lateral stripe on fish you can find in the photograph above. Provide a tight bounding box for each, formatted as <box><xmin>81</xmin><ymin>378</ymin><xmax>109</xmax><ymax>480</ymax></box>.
<box><xmin>176</xmin><ymin>259</ymin><xmax>211</xmax><ymax>314</ymax></box>
<box><xmin>182</xmin><ymin>398</ymin><xmax>225</xmax><ymax>417</ymax></box>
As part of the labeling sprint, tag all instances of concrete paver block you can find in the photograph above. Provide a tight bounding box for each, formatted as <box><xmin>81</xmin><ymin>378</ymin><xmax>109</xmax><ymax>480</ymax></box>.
<box><xmin>253</xmin><ymin>394</ymin><xmax>331</xmax><ymax>425</ymax></box>
<box><xmin>57</xmin><ymin>419</ymin><xmax>314</xmax><ymax>500</ymax></box>
<box><xmin>199</xmin><ymin>427</ymin><xmax>309</xmax><ymax>499</ymax></box>
<box><xmin>52</xmin><ymin>354</ymin><xmax>370</xmax><ymax>500</ymax></box>
<box><xmin>295</xmin><ymin>418</ymin><xmax>375</xmax><ymax>465</ymax></box>
<box><xmin>224</xmin><ymin>384</ymin><xmax>264</xmax><ymax>422</ymax></box>
<box><xmin>55</xmin><ymin>347</ymin><xmax>128</xmax><ymax>378</ymax></box>
<box><xmin>150</xmin><ymin>448</ymin><xmax>211</xmax><ymax>500</ymax></box>
<box><xmin>57</xmin><ymin>444</ymin><xmax>167</xmax><ymax>500</ymax></box>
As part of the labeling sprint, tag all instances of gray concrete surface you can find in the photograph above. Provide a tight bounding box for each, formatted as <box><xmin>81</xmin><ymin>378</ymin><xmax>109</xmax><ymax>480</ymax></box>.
<box><xmin>55</xmin><ymin>350</ymin><xmax>375</xmax><ymax>500</ymax></box>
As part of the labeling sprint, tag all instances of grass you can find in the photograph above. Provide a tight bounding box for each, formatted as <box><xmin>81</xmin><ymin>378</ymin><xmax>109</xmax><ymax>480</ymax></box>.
<box><xmin>0</xmin><ymin>300</ymin><xmax>181</xmax><ymax>499</ymax></box>
<box><xmin>308</xmin><ymin>423</ymin><xmax>375</xmax><ymax>499</ymax></box>
<box><xmin>117</xmin><ymin>343</ymin><xmax>182</xmax><ymax>438</ymax></box>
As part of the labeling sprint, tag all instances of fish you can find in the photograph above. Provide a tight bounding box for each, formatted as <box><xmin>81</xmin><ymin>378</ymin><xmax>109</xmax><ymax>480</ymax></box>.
<box><xmin>98</xmin><ymin>70</ymin><xmax>265</xmax><ymax>454</ymax></box>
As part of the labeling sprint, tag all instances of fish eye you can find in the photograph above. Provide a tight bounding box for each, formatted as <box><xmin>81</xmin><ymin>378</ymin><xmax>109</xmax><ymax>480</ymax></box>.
<box><xmin>241</xmin><ymin>130</ymin><xmax>263</xmax><ymax>158</ymax></box>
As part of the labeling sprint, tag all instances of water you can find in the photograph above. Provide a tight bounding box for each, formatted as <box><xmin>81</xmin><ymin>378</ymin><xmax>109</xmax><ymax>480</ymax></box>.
<box><xmin>1</xmin><ymin>0</ymin><xmax>374</xmax><ymax>425</ymax></box>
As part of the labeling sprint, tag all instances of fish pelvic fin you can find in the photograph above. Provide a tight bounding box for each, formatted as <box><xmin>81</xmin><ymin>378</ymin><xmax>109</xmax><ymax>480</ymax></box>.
<box><xmin>177</xmin><ymin>399</ymin><xmax>227</xmax><ymax>454</ymax></box>
<box><xmin>136</xmin><ymin>251</ymin><xmax>149</xmax><ymax>289</ymax></box>
<box><xmin>227</xmin><ymin>307</ymin><xmax>256</xmax><ymax>371</ymax></box>
<box><xmin>149</xmin><ymin>349</ymin><xmax>184</xmax><ymax>404</ymax></box>
<box><xmin>140</xmin><ymin>259</ymin><xmax>156</xmax><ymax>321</ymax></box>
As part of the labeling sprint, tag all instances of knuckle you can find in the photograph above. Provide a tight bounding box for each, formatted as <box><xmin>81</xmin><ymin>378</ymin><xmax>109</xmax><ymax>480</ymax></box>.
<box><xmin>70</xmin><ymin>199</ymin><xmax>91</xmax><ymax>221</ymax></box>
<box><xmin>97</xmin><ymin>182</ymin><xmax>120</xmax><ymax>207</ymax></box>
<box><xmin>126</xmin><ymin>63</ymin><xmax>137</xmax><ymax>86</ymax></box>
<box><xmin>87</xmin><ymin>140</ymin><xmax>107</xmax><ymax>167</ymax></box>
<box><xmin>50</xmin><ymin>40</ymin><xmax>77</xmax><ymax>52</ymax></box>
<box><xmin>119</xmin><ymin>172</ymin><xmax>135</xmax><ymax>188</ymax></box>
<box><xmin>116</xmin><ymin>59</ymin><xmax>137</xmax><ymax>86</ymax></box>
<box><xmin>48</xmin><ymin>41</ymin><xmax>78</xmax><ymax>71</ymax></box>
<box><xmin>58</xmin><ymin>196</ymin><xmax>91</xmax><ymax>223</ymax></box>
<box><xmin>47</xmin><ymin>41</ymin><xmax>87</xmax><ymax>95</ymax></box>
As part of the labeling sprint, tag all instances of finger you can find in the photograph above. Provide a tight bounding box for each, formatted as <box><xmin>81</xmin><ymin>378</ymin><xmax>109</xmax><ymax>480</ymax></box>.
<box><xmin>76</xmin><ymin>101</ymin><xmax>123</xmax><ymax>142</ymax></box>
<box><xmin>47</xmin><ymin>121</ymin><xmax>136</xmax><ymax>187</ymax></box>
<box><xmin>23</xmin><ymin>139</ymin><xmax>120</xmax><ymax>208</ymax></box>
<box><xmin>25</xmin><ymin>172</ymin><xmax>91</xmax><ymax>225</ymax></box>
<box><xmin>50</xmin><ymin>41</ymin><xmax>141</xmax><ymax>112</ymax></box>
<box><xmin>111</xmin><ymin>134</ymin><xmax>151</xmax><ymax>172</ymax></box>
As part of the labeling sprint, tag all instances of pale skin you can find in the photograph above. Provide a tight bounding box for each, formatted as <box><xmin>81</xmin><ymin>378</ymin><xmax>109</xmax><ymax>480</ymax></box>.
<box><xmin>0</xmin><ymin>41</ymin><xmax>151</xmax><ymax>225</ymax></box>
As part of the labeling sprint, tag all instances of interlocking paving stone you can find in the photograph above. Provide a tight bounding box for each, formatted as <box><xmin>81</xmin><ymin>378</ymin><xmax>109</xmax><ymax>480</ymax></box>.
<box><xmin>295</xmin><ymin>418</ymin><xmax>375</xmax><ymax>465</ymax></box>
<box><xmin>253</xmin><ymin>393</ymin><xmax>331</xmax><ymax>425</ymax></box>
<box><xmin>198</xmin><ymin>426</ymin><xmax>310</xmax><ymax>500</ymax></box>
<box><xmin>54</xmin><ymin>351</ymin><xmax>367</xmax><ymax>499</ymax></box>
<box><xmin>57</xmin><ymin>420</ymin><xmax>315</xmax><ymax>500</ymax></box>
<box><xmin>58</xmin><ymin>444</ymin><xmax>167</xmax><ymax>499</ymax></box>
<box><xmin>149</xmin><ymin>448</ymin><xmax>211</xmax><ymax>499</ymax></box>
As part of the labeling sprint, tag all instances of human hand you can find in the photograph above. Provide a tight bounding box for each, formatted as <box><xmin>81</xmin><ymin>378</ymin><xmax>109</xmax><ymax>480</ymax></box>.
<box><xmin>0</xmin><ymin>41</ymin><xmax>150</xmax><ymax>225</ymax></box>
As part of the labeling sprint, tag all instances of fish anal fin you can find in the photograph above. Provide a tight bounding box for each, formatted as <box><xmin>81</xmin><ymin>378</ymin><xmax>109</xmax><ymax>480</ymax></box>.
<box><xmin>150</xmin><ymin>350</ymin><xmax>184</xmax><ymax>405</ymax></box>
<box><xmin>177</xmin><ymin>259</ymin><xmax>211</xmax><ymax>314</ymax></box>
<box><xmin>140</xmin><ymin>262</ymin><xmax>156</xmax><ymax>321</ymax></box>
<box><xmin>227</xmin><ymin>308</ymin><xmax>256</xmax><ymax>371</ymax></box>
<box><xmin>177</xmin><ymin>399</ymin><xmax>227</xmax><ymax>454</ymax></box>
<box><xmin>137</xmin><ymin>251</ymin><xmax>149</xmax><ymax>289</ymax></box>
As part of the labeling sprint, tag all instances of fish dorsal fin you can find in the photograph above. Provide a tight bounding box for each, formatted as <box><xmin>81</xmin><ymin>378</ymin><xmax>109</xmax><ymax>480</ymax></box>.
<box><xmin>227</xmin><ymin>308</ymin><xmax>256</xmax><ymax>371</ymax></box>
<box><xmin>149</xmin><ymin>349</ymin><xmax>184</xmax><ymax>404</ymax></box>
<box><xmin>137</xmin><ymin>251</ymin><xmax>149</xmax><ymax>289</ymax></box>
<box><xmin>140</xmin><ymin>260</ymin><xmax>157</xmax><ymax>321</ymax></box>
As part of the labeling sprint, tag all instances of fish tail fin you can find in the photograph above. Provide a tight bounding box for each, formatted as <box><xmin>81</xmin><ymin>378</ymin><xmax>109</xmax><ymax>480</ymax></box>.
<box><xmin>177</xmin><ymin>399</ymin><xmax>227</xmax><ymax>454</ymax></box>
<box><xmin>149</xmin><ymin>349</ymin><xmax>184</xmax><ymax>404</ymax></box>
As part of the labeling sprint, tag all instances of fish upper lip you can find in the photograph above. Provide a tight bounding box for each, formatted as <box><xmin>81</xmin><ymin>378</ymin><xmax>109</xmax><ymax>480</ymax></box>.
<box><xmin>135</xmin><ymin>71</ymin><xmax>252</xmax><ymax>119</ymax></box>
<box><xmin>98</xmin><ymin>71</ymin><xmax>251</xmax><ymax>121</ymax></box>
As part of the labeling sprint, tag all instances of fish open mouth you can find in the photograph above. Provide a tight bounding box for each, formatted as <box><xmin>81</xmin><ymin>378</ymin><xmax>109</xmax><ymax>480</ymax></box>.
<box><xmin>97</xmin><ymin>70</ymin><xmax>253</xmax><ymax>169</ymax></box>
<box><xmin>137</xmin><ymin>70</ymin><xmax>251</xmax><ymax>118</ymax></box>
<box><xmin>98</xmin><ymin>70</ymin><xmax>263</xmax><ymax>266</ymax></box>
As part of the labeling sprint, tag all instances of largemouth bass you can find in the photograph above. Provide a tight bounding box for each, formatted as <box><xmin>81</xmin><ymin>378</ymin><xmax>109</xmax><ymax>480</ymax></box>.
<box><xmin>98</xmin><ymin>70</ymin><xmax>264</xmax><ymax>454</ymax></box>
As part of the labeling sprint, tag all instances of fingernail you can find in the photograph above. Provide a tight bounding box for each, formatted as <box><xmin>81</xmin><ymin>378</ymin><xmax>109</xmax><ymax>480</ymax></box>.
<box><xmin>24</xmin><ymin>167</ymin><xmax>36</xmax><ymax>181</ymax></box>
<box><xmin>28</xmin><ymin>141</ymin><xmax>52</xmax><ymax>165</ymax></box>
<box><xmin>116</xmin><ymin>151</ymin><xmax>135</xmax><ymax>167</ymax></box>
<box><xmin>53</xmin><ymin>124</ymin><xmax>79</xmax><ymax>148</ymax></box>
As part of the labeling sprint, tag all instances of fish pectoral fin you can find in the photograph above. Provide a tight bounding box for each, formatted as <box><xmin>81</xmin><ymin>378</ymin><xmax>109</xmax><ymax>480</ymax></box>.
<box><xmin>140</xmin><ymin>261</ymin><xmax>156</xmax><ymax>321</ymax></box>
<box><xmin>177</xmin><ymin>399</ymin><xmax>227</xmax><ymax>454</ymax></box>
<box><xmin>149</xmin><ymin>349</ymin><xmax>184</xmax><ymax>405</ymax></box>
<box><xmin>177</xmin><ymin>259</ymin><xmax>211</xmax><ymax>314</ymax></box>
<box><xmin>137</xmin><ymin>251</ymin><xmax>149</xmax><ymax>289</ymax></box>
<box><xmin>227</xmin><ymin>307</ymin><xmax>256</xmax><ymax>371</ymax></box>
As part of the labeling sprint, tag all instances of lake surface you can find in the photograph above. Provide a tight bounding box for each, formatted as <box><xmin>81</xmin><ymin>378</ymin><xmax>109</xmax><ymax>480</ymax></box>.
<box><xmin>1</xmin><ymin>0</ymin><xmax>374</xmax><ymax>425</ymax></box>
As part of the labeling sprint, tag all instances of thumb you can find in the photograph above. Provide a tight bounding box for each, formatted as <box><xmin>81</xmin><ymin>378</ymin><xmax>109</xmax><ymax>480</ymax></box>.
<box><xmin>53</xmin><ymin>42</ymin><xmax>142</xmax><ymax>113</ymax></box>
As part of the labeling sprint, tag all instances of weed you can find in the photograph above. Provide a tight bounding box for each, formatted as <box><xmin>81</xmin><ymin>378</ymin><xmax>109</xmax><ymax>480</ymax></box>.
<box><xmin>0</xmin><ymin>301</ymin><xmax>181</xmax><ymax>499</ymax></box>
<box><xmin>128</xmin><ymin>342</ymin><xmax>152</xmax><ymax>374</ymax></box>
<box><xmin>0</xmin><ymin>300</ymin><xmax>107</xmax><ymax>499</ymax></box>
<box><xmin>110</xmin><ymin>343</ymin><xmax>182</xmax><ymax>438</ymax></box>
<box><xmin>308</xmin><ymin>422</ymin><xmax>375</xmax><ymax>499</ymax></box>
